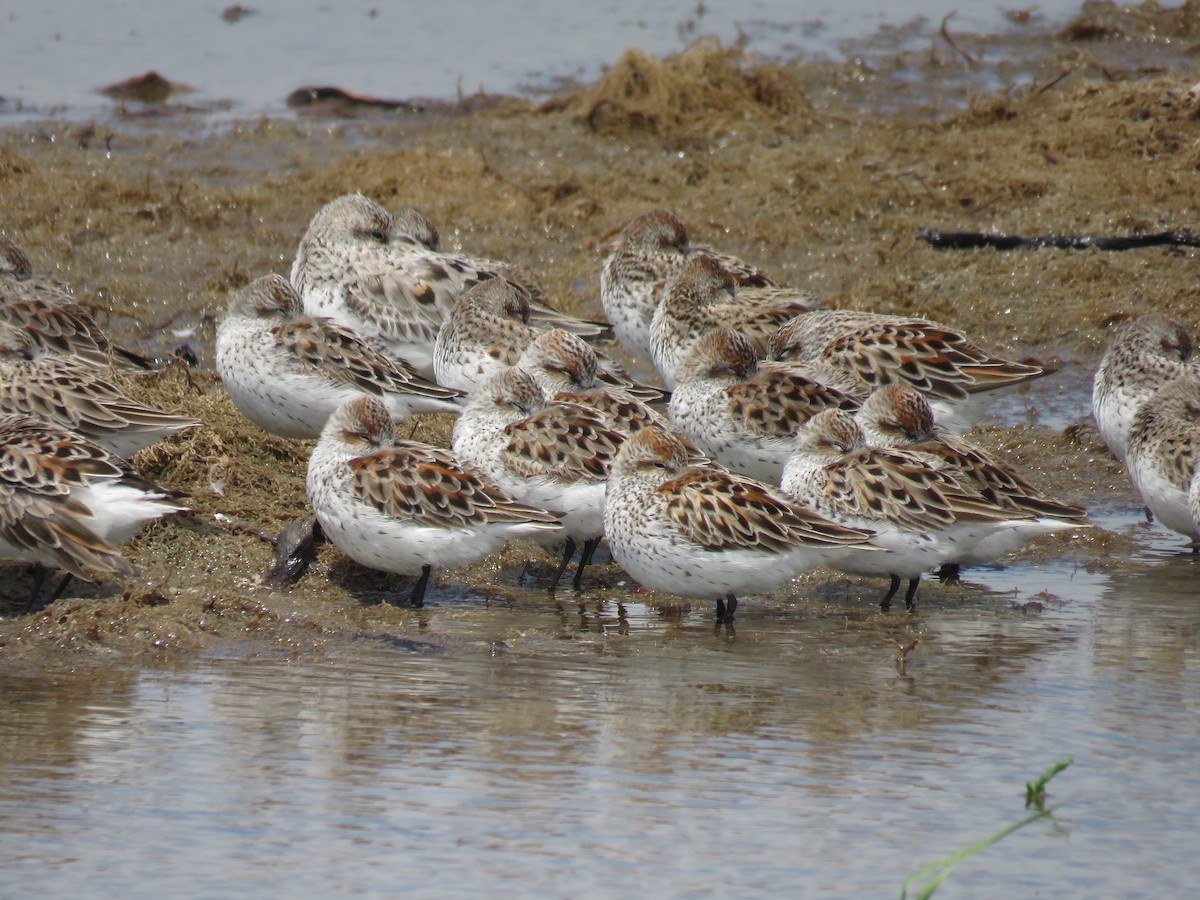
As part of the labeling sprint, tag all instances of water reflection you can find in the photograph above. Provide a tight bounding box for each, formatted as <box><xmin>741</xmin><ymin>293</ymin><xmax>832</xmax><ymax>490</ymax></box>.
<box><xmin>0</xmin><ymin>667</ymin><xmax>141</xmax><ymax>791</ymax></box>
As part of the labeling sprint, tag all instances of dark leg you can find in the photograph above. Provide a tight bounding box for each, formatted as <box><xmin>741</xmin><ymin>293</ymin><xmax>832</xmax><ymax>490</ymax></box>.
<box><xmin>572</xmin><ymin>537</ymin><xmax>601</xmax><ymax>591</ymax></box>
<box><xmin>904</xmin><ymin>577</ymin><xmax>921</xmax><ymax>611</ymax></box>
<box><xmin>409</xmin><ymin>565</ymin><xmax>432</xmax><ymax>607</ymax></box>
<box><xmin>880</xmin><ymin>574</ymin><xmax>901</xmax><ymax>611</ymax></box>
<box><xmin>24</xmin><ymin>564</ymin><xmax>50</xmax><ymax>612</ymax></box>
<box><xmin>715</xmin><ymin>593</ymin><xmax>738</xmax><ymax>622</ymax></box>
<box><xmin>548</xmin><ymin>538</ymin><xmax>577</xmax><ymax>592</ymax></box>
<box><xmin>50</xmin><ymin>573</ymin><xmax>74</xmax><ymax>602</ymax></box>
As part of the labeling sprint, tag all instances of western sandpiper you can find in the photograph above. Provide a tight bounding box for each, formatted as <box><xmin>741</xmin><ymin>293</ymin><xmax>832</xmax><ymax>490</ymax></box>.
<box><xmin>649</xmin><ymin>254</ymin><xmax>821</xmax><ymax>389</ymax></box>
<box><xmin>291</xmin><ymin>194</ymin><xmax>605</xmax><ymax>377</ymax></box>
<box><xmin>217</xmin><ymin>274</ymin><xmax>462</xmax><ymax>439</ymax></box>
<box><xmin>516</xmin><ymin>328</ymin><xmax>711</xmax><ymax>468</ymax></box>
<box><xmin>452</xmin><ymin>366</ymin><xmax>626</xmax><ymax>590</ymax></box>
<box><xmin>1</xmin><ymin>237</ymin><xmax>152</xmax><ymax>372</ymax></box>
<box><xmin>0</xmin><ymin>412</ymin><xmax>185</xmax><ymax>597</ymax></box>
<box><xmin>0</xmin><ymin>323</ymin><xmax>198</xmax><ymax>457</ymax></box>
<box><xmin>307</xmin><ymin>396</ymin><xmax>561</xmax><ymax>605</ymax></box>
<box><xmin>600</xmin><ymin>208</ymin><xmax>778</xmax><ymax>363</ymax></box>
<box><xmin>668</xmin><ymin>328</ymin><xmax>862</xmax><ymax>483</ymax></box>
<box><xmin>434</xmin><ymin>279</ymin><xmax>659</xmax><ymax>398</ymax></box>
<box><xmin>516</xmin><ymin>327</ymin><xmax>667</xmax><ymax>408</ymax></box>
<box><xmin>782</xmin><ymin>408</ymin><xmax>1025</xmax><ymax>609</ymax></box>
<box><xmin>605</xmin><ymin>425</ymin><xmax>876</xmax><ymax>621</ymax></box>
<box><xmin>432</xmin><ymin>277</ymin><xmax>541</xmax><ymax>393</ymax></box>
<box><xmin>1125</xmin><ymin>371</ymin><xmax>1200</xmax><ymax>545</ymax></box>
<box><xmin>855</xmin><ymin>384</ymin><xmax>1088</xmax><ymax>570</ymax></box>
<box><xmin>1093</xmin><ymin>312</ymin><xmax>1197</xmax><ymax>463</ymax></box>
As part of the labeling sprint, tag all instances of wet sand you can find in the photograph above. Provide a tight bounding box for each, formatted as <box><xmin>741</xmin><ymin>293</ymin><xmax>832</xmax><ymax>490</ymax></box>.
<box><xmin>1</xmin><ymin>4</ymin><xmax>1198</xmax><ymax>664</ymax></box>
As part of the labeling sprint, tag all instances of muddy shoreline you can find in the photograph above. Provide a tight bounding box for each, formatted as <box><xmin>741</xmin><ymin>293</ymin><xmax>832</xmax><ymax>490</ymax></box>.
<box><xmin>2</xmin><ymin>7</ymin><xmax>1198</xmax><ymax>665</ymax></box>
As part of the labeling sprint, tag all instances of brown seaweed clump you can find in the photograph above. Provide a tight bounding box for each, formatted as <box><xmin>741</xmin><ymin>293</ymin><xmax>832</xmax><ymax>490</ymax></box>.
<box><xmin>1060</xmin><ymin>0</ymin><xmax>1200</xmax><ymax>42</ymax></box>
<box><xmin>548</xmin><ymin>38</ymin><xmax>811</xmax><ymax>136</ymax></box>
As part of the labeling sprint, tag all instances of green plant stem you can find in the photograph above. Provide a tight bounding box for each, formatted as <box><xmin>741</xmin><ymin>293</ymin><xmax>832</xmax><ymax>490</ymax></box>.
<box><xmin>900</xmin><ymin>758</ymin><xmax>1073</xmax><ymax>900</ymax></box>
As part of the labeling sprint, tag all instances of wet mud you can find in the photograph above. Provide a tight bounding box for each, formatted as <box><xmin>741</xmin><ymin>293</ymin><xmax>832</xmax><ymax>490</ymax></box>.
<box><xmin>1</xmin><ymin>3</ymin><xmax>1198</xmax><ymax>665</ymax></box>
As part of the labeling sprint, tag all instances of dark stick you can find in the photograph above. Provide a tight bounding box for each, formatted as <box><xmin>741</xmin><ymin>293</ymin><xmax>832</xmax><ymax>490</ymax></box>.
<box><xmin>918</xmin><ymin>227</ymin><xmax>1200</xmax><ymax>251</ymax></box>
<box><xmin>938</xmin><ymin>12</ymin><xmax>977</xmax><ymax>69</ymax></box>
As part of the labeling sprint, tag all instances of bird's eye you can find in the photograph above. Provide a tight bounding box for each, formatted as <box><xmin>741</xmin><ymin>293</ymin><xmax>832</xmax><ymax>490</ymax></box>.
<box><xmin>356</xmin><ymin>227</ymin><xmax>388</xmax><ymax>244</ymax></box>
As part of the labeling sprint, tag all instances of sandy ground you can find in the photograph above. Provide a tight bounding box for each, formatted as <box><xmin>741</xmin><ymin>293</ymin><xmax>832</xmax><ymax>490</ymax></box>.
<box><xmin>1</xmin><ymin>3</ymin><xmax>1198</xmax><ymax>663</ymax></box>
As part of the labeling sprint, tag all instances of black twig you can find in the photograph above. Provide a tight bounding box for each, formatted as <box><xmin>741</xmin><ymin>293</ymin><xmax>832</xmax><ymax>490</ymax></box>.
<box><xmin>917</xmin><ymin>227</ymin><xmax>1200</xmax><ymax>251</ymax></box>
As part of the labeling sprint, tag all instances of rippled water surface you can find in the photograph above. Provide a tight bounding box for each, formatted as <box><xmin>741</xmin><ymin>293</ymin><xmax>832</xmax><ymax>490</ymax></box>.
<box><xmin>3</xmin><ymin>539</ymin><xmax>1199</xmax><ymax>896</ymax></box>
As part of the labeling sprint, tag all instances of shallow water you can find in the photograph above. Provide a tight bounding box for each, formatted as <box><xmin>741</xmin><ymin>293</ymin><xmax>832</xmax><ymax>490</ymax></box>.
<box><xmin>0</xmin><ymin>0</ymin><xmax>1089</xmax><ymax>117</ymax></box>
<box><xmin>2</xmin><ymin>534</ymin><xmax>1199</xmax><ymax>896</ymax></box>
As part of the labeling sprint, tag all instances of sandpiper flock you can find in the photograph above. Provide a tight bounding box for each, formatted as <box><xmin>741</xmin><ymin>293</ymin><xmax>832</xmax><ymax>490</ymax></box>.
<box><xmin>5</xmin><ymin>194</ymin><xmax>1188</xmax><ymax>621</ymax></box>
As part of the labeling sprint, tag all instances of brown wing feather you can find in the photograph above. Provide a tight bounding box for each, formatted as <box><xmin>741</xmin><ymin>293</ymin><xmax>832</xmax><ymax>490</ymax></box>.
<box><xmin>822</xmin><ymin>447</ymin><xmax>1026</xmax><ymax>528</ymax></box>
<box><xmin>0</xmin><ymin>295</ymin><xmax>110</xmax><ymax>367</ymax></box>
<box><xmin>961</xmin><ymin>360</ymin><xmax>1050</xmax><ymax>392</ymax></box>
<box><xmin>500</xmin><ymin>405</ymin><xmax>626</xmax><ymax>482</ymax></box>
<box><xmin>727</xmin><ymin>372</ymin><xmax>861</xmax><ymax>438</ymax></box>
<box><xmin>692</xmin><ymin>248</ymin><xmax>777</xmax><ymax>288</ymax></box>
<box><xmin>275</xmin><ymin>318</ymin><xmax>459</xmax><ymax>401</ymax></box>
<box><xmin>342</xmin><ymin>270</ymin><xmax>443</xmax><ymax>346</ymax></box>
<box><xmin>660</xmin><ymin>466</ymin><xmax>871</xmax><ymax>551</ymax></box>
<box><xmin>471</xmin><ymin>266</ymin><xmax>610</xmax><ymax>339</ymax></box>
<box><xmin>0</xmin><ymin>358</ymin><xmax>197</xmax><ymax>431</ymax></box>
<box><xmin>348</xmin><ymin>442</ymin><xmax>559</xmax><ymax>528</ymax></box>
<box><xmin>552</xmin><ymin>388</ymin><xmax>667</xmax><ymax>434</ymax></box>
<box><xmin>594</xmin><ymin>367</ymin><xmax>668</xmax><ymax>403</ymax></box>
<box><xmin>0</xmin><ymin>417</ymin><xmax>125</xmax><ymax>487</ymax></box>
<box><xmin>710</xmin><ymin>296</ymin><xmax>820</xmax><ymax>349</ymax></box>
<box><xmin>823</xmin><ymin>324</ymin><xmax>992</xmax><ymax>399</ymax></box>
<box><xmin>0</xmin><ymin>489</ymin><xmax>137</xmax><ymax>579</ymax></box>
<box><xmin>0</xmin><ymin>417</ymin><xmax>137</xmax><ymax>578</ymax></box>
<box><xmin>922</xmin><ymin>435</ymin><xmax>1088</xmax><ymax>520</ymax></box>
